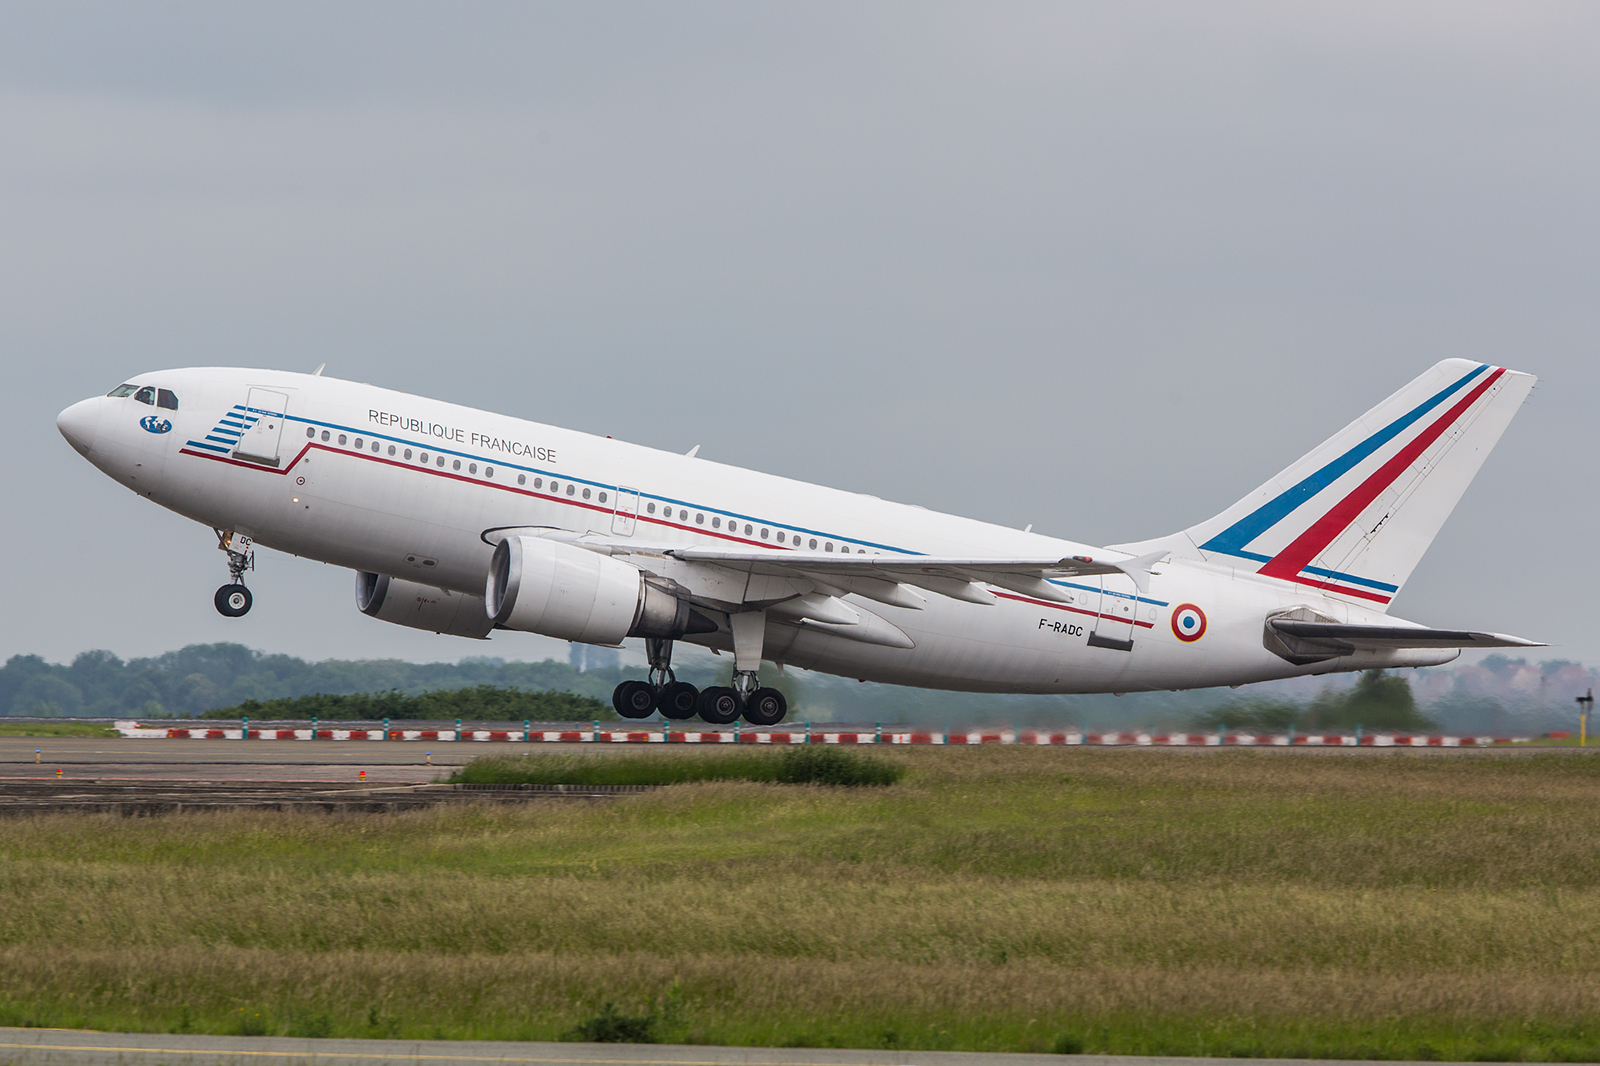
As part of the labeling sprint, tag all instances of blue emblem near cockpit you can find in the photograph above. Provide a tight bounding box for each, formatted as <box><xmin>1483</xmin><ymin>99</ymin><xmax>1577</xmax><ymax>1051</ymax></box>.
<box><xmin>140</xmin><ymin>415</ymin><xmax>172</xmax><ymax>434</ymax></box>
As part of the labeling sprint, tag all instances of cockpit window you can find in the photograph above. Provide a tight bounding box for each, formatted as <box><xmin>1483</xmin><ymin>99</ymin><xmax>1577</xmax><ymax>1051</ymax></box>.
<box><xmin>157</xmin><ymin>388</ymin><xmax>179</xmax><ymax>410</ymax></box>
<box><xmin>132</xmin><ymin>387</ymin><xmax>156</xmax><ymax>405</ymax></box>
<box><xmin>107</xmin><ymin>384</ymin><xmax>138</xmax><ymax>398</ymax></box>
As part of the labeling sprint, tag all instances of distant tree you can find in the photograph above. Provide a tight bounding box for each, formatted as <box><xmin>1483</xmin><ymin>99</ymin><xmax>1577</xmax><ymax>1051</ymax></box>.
<box><xmin>1306</xmin><ymin>670</ymin><xmax>1435</xmax><ymax>731</ymax></box>
<box><xmin>200</xmin><ymin>685</ymin><xmax>614</xmax><ymax>721</ymax></box>
<box><xmin>1193</xmin><ymin>699</ymin><xmax>1302</xmax><ymax>732</ymax></box>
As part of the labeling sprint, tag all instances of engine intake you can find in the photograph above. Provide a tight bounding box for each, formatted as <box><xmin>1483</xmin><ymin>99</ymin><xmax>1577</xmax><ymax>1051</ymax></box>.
<box><xmin>485</xmin><ymin>535</ymin><xmax>714</xmax><ymax>644</ymax></box>
<box><xmin>356</xmin><ymin>572</ymin><xmax>495</xmax><ymax>639</ymax></box>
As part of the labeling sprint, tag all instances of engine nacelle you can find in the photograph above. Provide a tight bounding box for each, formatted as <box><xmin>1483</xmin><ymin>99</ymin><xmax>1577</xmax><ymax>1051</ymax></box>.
<box><xmin>356</xmin><ymin>572</ymin><xmax>495</xmax><ymax>639</ymax></box>
<box><xmin>485</xmin><ymin>535</ymin><xmax>710</xmax><ymax>644</ymax></box>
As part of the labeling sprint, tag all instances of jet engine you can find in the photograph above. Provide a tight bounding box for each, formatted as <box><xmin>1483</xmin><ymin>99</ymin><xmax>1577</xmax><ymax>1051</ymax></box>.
<box><xmin>356</xmin><ymin>571</ymin><xmax>496</xmax><ymax>639</ymax></box>
<box><xmin>485</xmin><ymin>535</ymin><xmax>714</xmax><ymax>644</ymax></box>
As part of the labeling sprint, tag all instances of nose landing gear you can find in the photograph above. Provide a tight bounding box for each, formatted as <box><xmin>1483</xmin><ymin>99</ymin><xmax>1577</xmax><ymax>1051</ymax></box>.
<box><xmin>213</xmin><ymin>529</ymin><xmax>255</xmax><ymax>618</ymax></box>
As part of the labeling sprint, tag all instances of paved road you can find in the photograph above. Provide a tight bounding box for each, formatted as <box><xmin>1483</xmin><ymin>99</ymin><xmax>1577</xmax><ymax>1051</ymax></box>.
<box><xmin>0</xmin><ymin>738</ymin><xmax>472</xmax><ymax>782</ymax></box>
<box><xmin>0</xmin><ymin>1030</ymin><xmax>1503</xmax><ymax>1066</ymax></box>
<box><xmin>0</xmin><ymin>736</ymin><xmax>1589</xmax><ymax>785</ymax></box>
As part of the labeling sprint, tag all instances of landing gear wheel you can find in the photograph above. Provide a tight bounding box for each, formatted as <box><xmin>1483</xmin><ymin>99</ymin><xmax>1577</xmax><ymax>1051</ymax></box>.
<box><xmin>697</xmin><ymin>686</ymin><xmax>743</xmax><ymax>725</ymax></box>
<box><xmin>657</xmin><ymin>681</ymin><xmax>700</xmax><ymax>721</ymax></box>
<box><xmin>214</xmin><ymin>584</ymin><xmax>252</xmax><ymax>618</ymax></box>
<box><xmin>613</xmin><ymin>680</ymin><xmax>656</xmax><ymax>719</ymax></box>
<box><xmin>742</xmin><ymin>687</ymin><xmax>787</xmax><ymax>727</ymax></box>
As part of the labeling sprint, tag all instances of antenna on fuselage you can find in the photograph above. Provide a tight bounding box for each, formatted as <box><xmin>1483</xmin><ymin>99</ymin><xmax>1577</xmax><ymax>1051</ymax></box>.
<box><xmin>685</xmin><ymin>445</ymin><xmax>700</xmax><ymax>458</ymax></box>
<box><xmin>311</xmin><ymin>363</ymin><xmax>326</xmax><ymax>376</ymax></box>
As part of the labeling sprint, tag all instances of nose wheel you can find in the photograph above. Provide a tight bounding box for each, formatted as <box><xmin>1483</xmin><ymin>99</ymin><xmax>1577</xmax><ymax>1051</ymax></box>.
<box><xmin>213</xmin><ymin>530</ymin><xmax>256</xmax><ymax>617</ymax></box>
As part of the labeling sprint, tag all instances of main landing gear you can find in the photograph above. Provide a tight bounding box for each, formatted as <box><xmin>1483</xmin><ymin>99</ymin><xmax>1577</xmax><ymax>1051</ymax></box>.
<box><xmin>610</xmin><ymin>629</ymin><xmax>789</xmax><ymax>726</ymax></box>
<box><xmin>213</xmin><ymin>529</ymin><xmax>255</xmax><ymax>618</ymax></box>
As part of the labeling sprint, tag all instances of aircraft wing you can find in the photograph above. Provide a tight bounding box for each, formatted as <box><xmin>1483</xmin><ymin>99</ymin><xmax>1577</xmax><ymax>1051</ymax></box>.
<box><xmin>1268</xmin><ymin>620</ymin><xmax>1544</xmax><ymax>650</ymax></box>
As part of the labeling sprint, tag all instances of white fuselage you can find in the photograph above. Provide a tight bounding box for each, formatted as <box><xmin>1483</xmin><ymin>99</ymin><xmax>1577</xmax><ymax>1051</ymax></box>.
<box><xmin>60</xmin><ymin>367</ymin><xmax>1454</xmax><ymax>694</ymax></box>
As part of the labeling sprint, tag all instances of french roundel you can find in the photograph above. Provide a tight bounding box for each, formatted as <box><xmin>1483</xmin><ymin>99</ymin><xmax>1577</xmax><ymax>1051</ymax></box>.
<box><xmin>1171</xmin><ymin>603</ymin><xmax>1207</xmax><ymax>643</ymax></box>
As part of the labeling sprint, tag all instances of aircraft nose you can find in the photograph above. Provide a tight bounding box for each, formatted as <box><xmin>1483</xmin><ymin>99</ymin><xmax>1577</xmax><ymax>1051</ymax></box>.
<box><xmin>57</xmin><ymin>398</ymin><xmax>101</xmax><ymax>457</ymax></box>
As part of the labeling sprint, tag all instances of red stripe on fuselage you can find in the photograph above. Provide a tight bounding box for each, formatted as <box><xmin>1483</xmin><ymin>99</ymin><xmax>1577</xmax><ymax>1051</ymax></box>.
<box><xmin>1257</xmin><ymin>367</ymin><xmax>1505</xmax><ymax>590</ymax></box>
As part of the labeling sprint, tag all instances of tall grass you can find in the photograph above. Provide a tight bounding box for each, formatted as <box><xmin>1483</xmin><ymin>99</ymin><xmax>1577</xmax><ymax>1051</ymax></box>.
<box><xmin>1</xmin><ymin>749</ymin><xmax>1598</xmax><ymax>1058</ymax></box>
<box><xmin>450</xmin><ymin>746</ymin><xmax>902</xmax><ymax>787</ymax></box>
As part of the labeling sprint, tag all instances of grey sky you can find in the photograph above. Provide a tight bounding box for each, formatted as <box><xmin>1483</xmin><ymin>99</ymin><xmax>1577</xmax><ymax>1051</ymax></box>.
<box><xmin>5</xmin><ymin>2</ymin><xmax>1595</xmax><ymax>670</ymax></box>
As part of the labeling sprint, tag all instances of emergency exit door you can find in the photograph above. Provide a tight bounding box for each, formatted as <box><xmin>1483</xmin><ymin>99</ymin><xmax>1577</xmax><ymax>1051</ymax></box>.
<box><xmin>612</xmin><ymin>487</ymin><xmax>640</xmax><ymax>536</ymax></box>
<box><xmin>233</xmin><ymin>388</ymin><xmax>289</xmax><ymax>467</ymax></box>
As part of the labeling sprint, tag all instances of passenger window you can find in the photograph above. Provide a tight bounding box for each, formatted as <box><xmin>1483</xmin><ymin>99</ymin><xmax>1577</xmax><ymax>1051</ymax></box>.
<box><xmin>436</xmin><ymin>456</ymin><xmax>445</xmax><ymax>467</ymax></box>
<box><xmin>157</xmin><ymin>389</ymin><xmax>179</xmax><ymax>410</ymax></box>
<box><xmin>680</xmin><ymin>509</ymin><xmax>688</xmax><ymax>521</ymax></box>
<box><xmin>322</xmin><ymin>431</ymin><xmax>331</xmax><ymax>442</ymax></box>
<box><xmin>468</xmin><ymin>463</ymin><xmax>477</xmax><ymax>474</ymax></box>
<box><xmin>825</xmin><ymin>542</ymin><xmax>834</xmax><ymax>552</ymax></box>
<box><xmin>598</xmin><ymin>491</ymin><xmax>606</xmax><ymax>503</ymax></box>
<box><xmin>809</xmin><ymin>538</ymin><xmax>818</xmax><ymax>549</ymax></box>
<box><xmin>776</xmin><ymin>532</ymin><xmax>785</xmax><ymax>543</ymax></box>
<box><xmin>133</xmin><ymin>387</ymin><xmax>156</xmax><ymax>405</ymax></box>
<box><xmin>647</xmin><ymin>502</ymin><xmax>656</xmax><ymax>514</ymax></box>
<box><xmin>745</xmin><ymin>524</ymin><xmax>753</xmax><ymax>536</ymax></box>
<box><xmin>485</xmin><ymin>466</ymin><xmax>494</xmax><ymax>477</ymax></box>
<box><xmin>354</xmin><ymin>438</ymin><xmax>363</xmax><ymax>448</ymax></box>
<box><xmin>760</xmin><ymin>528</ymin><xmax>769</xmax><ymax>540</ymax></box>
<box><xmin>535</xmin><ymin>478</ymin><xmax>543</xmax><ymax>489</ymax></box>
<box><xmin>582</xmin><ymin>487</ymin><xmax>590</xmax><ymax>499</ymax></box>
<box><xmin>107</xmin><ymin>384</ymin><xmax>138</xmax><ymax>398</ymax></box>
<box><xmin>712</xmin><ymin>517</ymin><xmax>721</xmax><ymax>528</ymax></box>
<box><xmin>550</xmin><ymin>481</ymin><xmax>558</xmax><ymax>492</ymax></box>
<box><xmin>452</xmin><ymin>459</ymin><xmax>461</xmax><ymax>471</ymax></box>
<box><xmin>696</xmin><ymin>513</ymin><xmax>704</xmax><ymax>525</ymax></box>
<box><xmin>517</xmin><ymin>474</ymin><xmax>525</xmax><ymax>485</ymax></box>
<box><xmin>306</xmin><ymin>427</ymin><xmax>316</xmax><ymax>438</ymax></box>
<box><xmin>566</xmin><ymin>484</ymin><xmax>575</xmax><ymax>496</ymax></box>
<box><xmin>405</xmin><ymin>449</ymin><xmax>413</xmax><ymax>460</ymax></box>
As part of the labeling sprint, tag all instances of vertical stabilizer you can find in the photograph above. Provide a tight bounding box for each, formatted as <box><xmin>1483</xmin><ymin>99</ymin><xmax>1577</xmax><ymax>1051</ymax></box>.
<box><xmin>1115</xmin><ymin>360</ymin><xmax>1535</xmax><ymax>610</ymax></box>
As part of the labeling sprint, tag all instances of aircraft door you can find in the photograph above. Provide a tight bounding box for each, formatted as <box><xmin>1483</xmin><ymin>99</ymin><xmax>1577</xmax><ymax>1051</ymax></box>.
<box><xmin>611</xmin><ymin>487</ymin><xmax>640</xmax><ymax>536</ymax></box>
<box><xmin>1086</xmin><ymin>576</ymin><xmax>1138</xmax><ymax>652</ymax></box>
<box><xmin>233</xmin><ymin>388</ymin><xmax>290</xmax><ymax>467</ymax></box>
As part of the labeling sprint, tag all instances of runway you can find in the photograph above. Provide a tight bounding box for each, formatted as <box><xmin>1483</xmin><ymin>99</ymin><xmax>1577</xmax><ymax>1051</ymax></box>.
<box><xmin>0</xmin><ymin>1030</ymin><xmax>1496</xmax><ymax>1066</ymax></box>
<box><xmin>0</xmin><ymin>737</ymin><xmax>473</xmax><ymax>782</ymax></box>
<box><xmin>0</xmin><ymin>736</ymin><xmax>1586</xmax><ymax>787</ymax></box>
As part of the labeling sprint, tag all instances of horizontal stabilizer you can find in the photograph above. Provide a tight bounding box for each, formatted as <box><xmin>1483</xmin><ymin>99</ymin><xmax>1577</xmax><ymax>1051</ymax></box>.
<box><xmin>1269</xmin><ymin>619</ymin><xmax>1544</xmax><ymax>650</ymax></box>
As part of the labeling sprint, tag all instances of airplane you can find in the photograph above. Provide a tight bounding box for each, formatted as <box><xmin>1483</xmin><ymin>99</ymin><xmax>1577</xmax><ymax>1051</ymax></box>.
<box><xmin>56</xmin><ymin>359</ymin><xmax>1542</xmax><ymax>726</ymax></box>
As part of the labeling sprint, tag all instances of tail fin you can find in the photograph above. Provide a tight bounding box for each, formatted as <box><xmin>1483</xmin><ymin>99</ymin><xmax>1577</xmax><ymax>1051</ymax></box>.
<box><xmin>1115</xmin><ymin>359</ymin><xmax>1535</xmax><ymax>610</ymax></box>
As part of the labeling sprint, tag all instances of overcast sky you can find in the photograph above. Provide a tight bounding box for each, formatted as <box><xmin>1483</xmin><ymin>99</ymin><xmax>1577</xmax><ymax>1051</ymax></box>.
<box><xmin>4</xmin><ymin>2</ymin><xmax>1595</xmax><ymax>671</ymax></box>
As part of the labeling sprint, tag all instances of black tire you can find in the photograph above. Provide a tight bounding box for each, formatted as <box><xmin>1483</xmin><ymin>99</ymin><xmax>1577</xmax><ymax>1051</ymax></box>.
<box><xmin>214</xmin><ymin>584</ymin><xmax>252</xmax><ymax>617</ymax></box>
<box><xmin>742</xmin><ymin>687</ymin><xmax>787</xmax><ymax>727</ymax></box>
<box><xmin>657</xmin><ymin>681</ymin><xmax>700</xmax><ymax>721</ymax></box>
<box><xmin>613</xmin><ymin>680</ymin><xmax>656</xmax><ymax>719</ymax></box>
<box><xmin>697</xmin><ymin>686</ymin><xmax>743</xmax><ymax>725</ymax></box>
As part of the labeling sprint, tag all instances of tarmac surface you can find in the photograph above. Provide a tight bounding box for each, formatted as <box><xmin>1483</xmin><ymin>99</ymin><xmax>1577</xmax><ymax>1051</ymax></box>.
<box><xmin>0</xmin><ymin>1030</ymin><xmax>1504</xmax><ymax>1066</ymax></box>
<box><xmin>0</xmin><ymin>736</ymin><xmax>1591</xmax><ymax>788</ymax></box>
<box><xmin>0</xmin><ymin>737</ymin><xmax>473</xmax><ymax>782</ymax></box>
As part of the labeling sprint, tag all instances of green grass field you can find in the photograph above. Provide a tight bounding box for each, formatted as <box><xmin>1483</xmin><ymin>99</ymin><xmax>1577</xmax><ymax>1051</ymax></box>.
<box><xmin>1</xmin><ymin>747</ymin><xmax>1598</xmax><ymax>1059</ymax></box>
<box><xmin>0</xmin><ymin>722</ymin><xmax>120</xmax><ymax>738</ymax></box>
